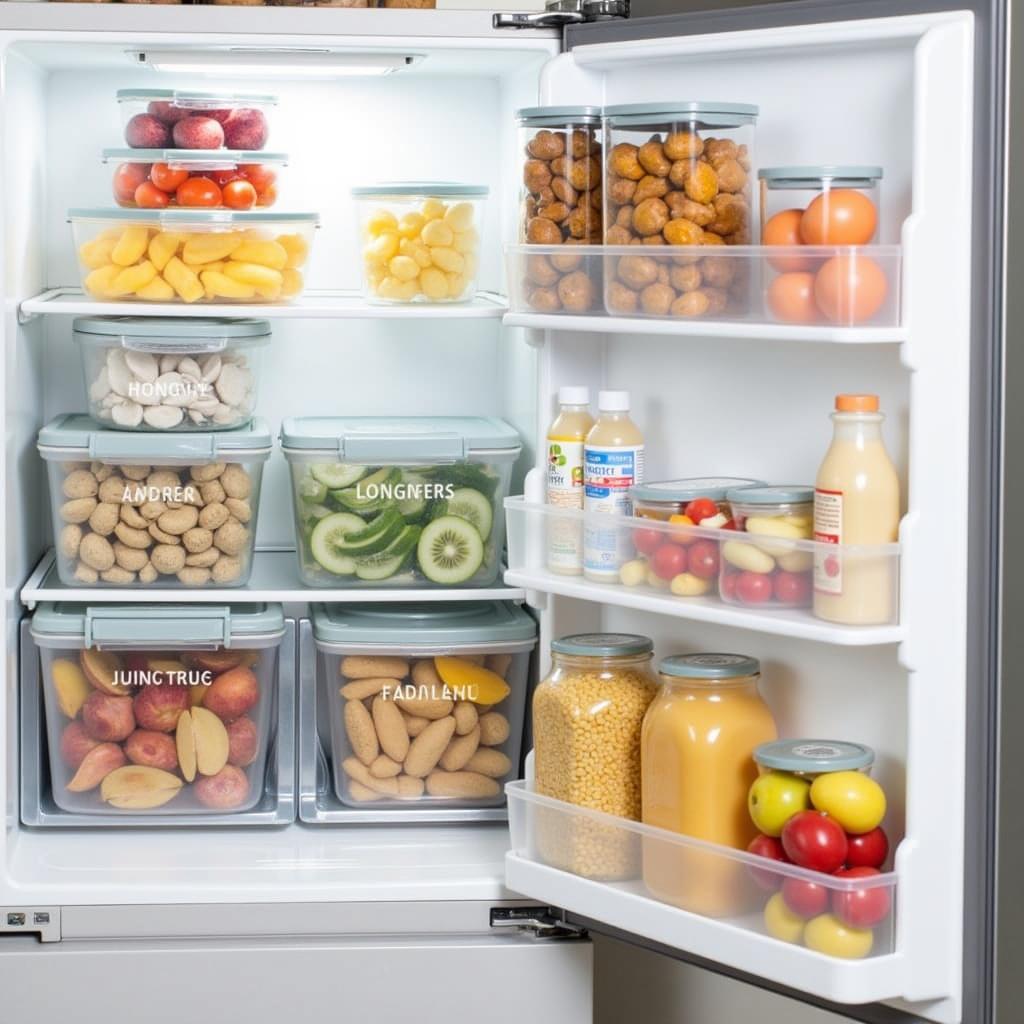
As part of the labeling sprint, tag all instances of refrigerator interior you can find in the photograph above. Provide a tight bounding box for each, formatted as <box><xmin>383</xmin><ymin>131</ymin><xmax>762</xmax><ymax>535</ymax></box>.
<box><xmin>0</xmin><ymin>8</ymin><xmax>975</xmax><ymax>1024</ymax></box>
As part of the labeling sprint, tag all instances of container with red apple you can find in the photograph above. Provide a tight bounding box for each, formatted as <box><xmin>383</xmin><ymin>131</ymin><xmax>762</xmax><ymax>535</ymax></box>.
<box><xmin>746</xmin><ymin>739</ymin><xmax>896</xmax><ymax>959</ymax></box>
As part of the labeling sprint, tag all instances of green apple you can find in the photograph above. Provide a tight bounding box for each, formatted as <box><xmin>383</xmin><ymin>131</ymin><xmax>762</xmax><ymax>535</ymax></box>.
<box><xmin>748</xmin><ymin>770</ymin><xmax>812</xmax><ymax>837</ymax></box>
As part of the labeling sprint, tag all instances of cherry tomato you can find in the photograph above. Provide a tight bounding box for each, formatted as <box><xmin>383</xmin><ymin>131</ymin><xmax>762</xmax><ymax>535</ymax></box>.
<box><xmin>256</xmin><ymin>182</ymin><xmax>278</xmax><ymax>207</ymax></box>
<box><xmin>782</xmin><ymin>877</ymin><xmax>830</xmax><ymax>919</ymax></box>
<box><xmin>773</xmin><ymin>570</ymin><xmax>812</xmax><ymax>606</ymax></box>
<box><xmin>764</xmin><ymin>208</ymin><xmax>812</xmax><ymax>272</ymax></box>
<box><xmin>735</xmin><ymin>571</ymin><xmax>772</xmax><ymax>604</ymax></box>
<box><xmin>134</xmin><ymin>181</ymin><xmax>170</xmax><ymax>209</ymax></box>
<box><xmin>684</xmin><ymin>497</ymin><xmax>719</xmax><ymax>524</ymax></box>
<box><xmin>831</xmin><ymin>867</ymin><xmax>891</xmax><ymax>929</ymax></box>
<box><xmin>747</xmin><ymin>834</ymin><xmax>790</xmax><ymax>892</ymax></box>
<box><xmin>767</xmin><ymin>271</ymin><xmax>821</xmax><ymax>324</ymax></box>
<box><xmin>846</xmin><ymin>827</ymin><xmax>890</xmax><ymax>870</ymax></box>
<box><xmin>720</xmin><ymin>569</ymin><xmax>739</xmax><ymax>601</ymax></box>
<box><xmin>651</xmin><ymin>542</ymin><xmax>688</xmax><ymax>580</ymax></box>
<box><xmin>176</xmin><ymin>177</ymin><xmax>223</xmax><ymax>208</ymax></box>
<box><xmin>150</xmin><ymin>162</ymin><xmax>189</xmax><ymax>193</ymax></box>
<box><xmin>814</xmin><ymin>254</ymin><xmax>888</xmax><ymax>324</ymax></box>
<box><xmin>210</xmin><ymin>168</ymin><xmax>244</xmax><ymax>187</ymax></box>
<box><xmin>222</xmin><ymin>179</ymin><xmax>258</xmax><ymax>211</ymax></box>
<box><xmin>240</xmin><ymin>163</ymin><xmax>276</xmax><ymax>194</ymax></box>
<box><xmin>113</xmin><ymin>162</ymin><xmax>150</xmax><ymax>203</ymax></box>
<box><xmin>687</xmin><ymin>539</ymin><xmax>720</xmax><ymax>580</ymax></box>
<box><xmin>632</xmin><ymin>527</ymin><xmax>662</xmax><ymax>557</ymax></box>
<box><xmin>800</xmin><ymin>189</ymin><xmax>877</xmax><ymax>246</ymax></box>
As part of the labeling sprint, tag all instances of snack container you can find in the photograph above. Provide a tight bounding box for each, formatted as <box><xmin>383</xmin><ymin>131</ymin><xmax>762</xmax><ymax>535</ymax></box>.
<box><xmin>117</xmin><ymin>90</ymin><xmax>277</xmax><ymax>151</ymax></box>
<box><xmin>29</xmin><ymin>602</ymin><xmax>286</xmax><ymax>818</ymax></box>
<box><xmin>103</xmin><ymin>149</ymin><xmax>286</xmax><ymax>209</ymax></box>
<box><xmin>74</xmin><ymin>316</ymin><xmax>269</xmax><ymax>431</ymax></box>
<box><xmin>353</xmin><ymin>182</ymin><xmax>488</xmax><ymax>303</ymax></box>
<box><xmin>631</xmin><ymin>477</ymin><xmax>765</xmax><ymax>522</ymax></box>
<box><xmin>38</xmin><ymin>414</ymin><xmax>272</xmax><ymax>588</ymax></box>
<box><xmin>281</xmin><ymin>416</ymin><xmax>521</xmax><ymax>588</ymax></box>
<box><xmin>315</xmin><ymin>601</ymin><xmax>535</xmax><ymax>809</ymax></box>
<box><xmin>70</xmin><ymin>208</ymin><xmax>318</xmax><ymax>305</ymax></box>
<box><xmin>753</xmin><ymin>738</ymin><xmax>876</xmax><ymax>779</ymax></box>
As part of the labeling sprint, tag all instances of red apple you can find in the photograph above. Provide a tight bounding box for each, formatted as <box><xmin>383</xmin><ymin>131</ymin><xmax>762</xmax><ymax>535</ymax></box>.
<box><xmin>651</xmin><ymin>542</ymin><xmax>688</xmax><ymax>580</ymax></box>
<box><xmin>781</xmin><ymin>876</ymin><xmax>830</xmax><ymax>919</ymax></box>
<box><xmin>747</xmin><ymin>833</ymin><xmax>790</xmax><ymax>892</ymax></box>
<box><xmin>846</xmin><ymin>826</ymin><xmax>890</xmax><ymax>869</ymax></box>
<box><xmin>832</xmin><ymin>866</ymin><xmax>892</xmax><ymax>928</ymax></box>
<box><xmin>781</xmin><ymin>810</ymin><xmax>849</xmax><ymax>873</ymax></box>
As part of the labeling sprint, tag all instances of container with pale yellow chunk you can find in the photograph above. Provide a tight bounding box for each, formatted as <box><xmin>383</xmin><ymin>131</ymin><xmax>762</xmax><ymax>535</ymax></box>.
<box><xmin>70</xmin><ymin>209</ymin><xmax>318</xmax><ymax>305</ymax></box>
<box><xmin>353</xmin><ymin>183</ymin><xmax>488</xmax><ymax>304</ymax></box>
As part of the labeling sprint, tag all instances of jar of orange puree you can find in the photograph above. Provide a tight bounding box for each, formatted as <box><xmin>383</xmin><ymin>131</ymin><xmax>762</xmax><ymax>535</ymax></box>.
<box><xmin>641</xmin><ymin>653</ymin><xmax>777</xmax><ymax>917</ymax></box>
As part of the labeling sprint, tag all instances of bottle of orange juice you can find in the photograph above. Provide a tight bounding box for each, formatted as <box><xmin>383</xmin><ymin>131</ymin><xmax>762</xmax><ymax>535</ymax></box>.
<box><xmin>813</xmin><ymin>393</ymin><xmax>900</xmax><ymax>624</ymax></box>
<box><xmin>546</xmin><ymin>387</ymin><xmax>594</xmax><ymax>575</ymax></box>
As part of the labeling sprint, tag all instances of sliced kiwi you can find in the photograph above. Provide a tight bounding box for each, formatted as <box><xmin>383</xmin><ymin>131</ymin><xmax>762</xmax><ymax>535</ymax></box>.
<box><xmin>447</xmin><ymin>487</ymin><xmax>493</xmax><ymax>541</ymax></box>
<box><xmin>417</xmin><ymin>515</ymin><xmax>485</xmax><ymax>585</ymax></box>
<box><xmin>310</xmin><ymin>512</ymin><xmax>364</xmax><ymax>576</ymax></box>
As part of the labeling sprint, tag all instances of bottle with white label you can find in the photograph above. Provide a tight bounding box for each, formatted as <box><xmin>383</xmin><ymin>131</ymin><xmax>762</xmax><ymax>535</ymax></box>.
<box><xmin>583</xmin><ymin>391</ymin><xmax>645</xmax><ymax>582</ymax></box>
<box><xmin>546</xmin><ymin>386</ymin><xmax>594</xmax><ymax>575</ymax></box>
<box><xmin>813</xmin><ymin>393</ymin><xmax>900</xmax><ymax>624</ymax></box>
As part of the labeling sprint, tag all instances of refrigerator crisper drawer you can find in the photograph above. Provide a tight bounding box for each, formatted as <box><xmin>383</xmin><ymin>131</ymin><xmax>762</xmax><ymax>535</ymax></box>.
<box><xmin>22</xmin><ymin>607</ymin><xmax>296</xmax><ymax>826</ymax></box>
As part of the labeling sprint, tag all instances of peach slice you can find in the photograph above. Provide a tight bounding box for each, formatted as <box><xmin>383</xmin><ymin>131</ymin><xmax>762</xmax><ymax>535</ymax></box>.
<box><xmin>124</xmin><ymin>729</ymin><xmax>179</xmax><ymax>772</ymax></box>
<box><xmin>203</xmin><ymin>665</ymin><xmax>259</xmax><ymax>723</ymax></box>
<box><xmin>100</xmin><ymin>765</ymin><xmax>183</xmax><ymax>809</ymax></box>
<box><xmin>80</xmin><ymin>648</ymin><xmax>124</xmax><ymax>696</ymax></box>
<box><xmin>52</xmin><ymin>659</ymin><xmax>90</xmax><ymax>718</ymax></box>
<box><xmin>175</xmin><ymin>706</ymin><xmax>229</xmax><ymax>783</ymax></box>
<box><xmin>194</xmin><ymin>764</ymin><xmax>250</xmax><ymax>810</ymax></box>
<box><xmin>67</xmin><ymin>742</ymin><xmax>127</xmax><ymax>792</ymax></box>
<box><xmin>82</xmin><ymin>691</ymin><xmax>135</xmax><ymax>742</ymax></box>
<box><xmin>60</xmin><ymin>721</ymin><xmax>100</xmax><ymax>768</ymax></box>
<box><xmin>433</xmin><ymin>657</ymin><xmax>510</xmax><ymax>706</ymax></box>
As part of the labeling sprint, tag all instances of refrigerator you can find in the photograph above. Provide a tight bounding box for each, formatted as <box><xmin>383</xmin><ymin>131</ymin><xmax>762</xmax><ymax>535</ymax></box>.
<box><xmin>0</xmin><ymin>0</ymin><xmax>1011</xmax><ymax>1022</ymax></box>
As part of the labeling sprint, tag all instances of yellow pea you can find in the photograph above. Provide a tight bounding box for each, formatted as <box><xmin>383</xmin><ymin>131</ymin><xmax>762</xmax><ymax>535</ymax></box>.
<box><xmin>670</xmin><ymin>572</ymin><xmax>711</xmax><ymax>597</ymax></box>
<box><xmin>200</xmin><ymin>270</ymin><xmax>256</xmax><ymax>300</ymax></box>
<box><xmin>419</xmin><ymin>267</ymin><xmax>448</xmax><ymax>300</ymax></box>
<box><xmin>400</xmin><ymin>238</ymin><xmax>432</xmax><ymax>268</ymax></box>
<box><xmin>147</xmin><ymin>232</ymin><xmax>183</xmax><ymax>272</ymax></box>
<box><xmin>421</xmin><ymin>198</ymin><xmax>447</xmax><ymax>221</ymax></box>
<box><xmin>368</xmin><ymin>232</ymin><xmax>399</xmax><ymax>262</ymax></box>
<box><xmin>277</xmin><ymin>234</ymin><xmax>309</xmax><ymax>269</ymax></box>
<box><xmin>163</xmin><ymin>257</ymin><xmax>204</xmax><ymax>304</ymax></box>
<box><xmin>366</xmin><ymin>209</ymin><xmax>398</xmax><ymax>236</ymax></box>
<box><xmin>446</xmin><ymin>272</ymin><xmax>467</xmax><ymax>298</ymax></box>
<box><xmin>388</xmin><ymin>255</ymin><xmax>420</xmax><ymax>282</ymax></box>
<box><xmin>111</xmin><ymin>260</ymin><xmax>157</xmax><ymax>296</ymax></box>
<box><xmin>430</xmin><ymin>247</ymin><xmax>464</xmax><ymax>274</ymax></box>
<box><xmin>398</xmin><ymin>212</ymin><xmax>425</xmax><ymax>239</ymax></box>
<box><xmin>80</xmin><ymin>236</ymin><xmax>117</xmax><ymax>270</ymax></box>
<box><xmin>84</xmin><ymin>264</ymin><xmax>121</xmax><ymax>298</ymax></box>
<box><xmin>421</xmin><ymin>220</ymin><xmax>454</xmax><ymax>248</ymax></box>
<box><xmin>281</xmin><ymin>269</ymin><xmax>304</xmax><ymax>297</ymax></box>
<box><xmin>136</xmin><ymin>275</ymin><xmax>175</xmax><ymax>301</ymax></box>
<box><xmin>453</xmin><ymin>229</ymin><xmax>478</xmax><ymax>254</ymax></box>
<box><xmin>619</xmin><ymin>559</ymin><xmax>647</xmax><ymax>587</ymax></box>
<box><xmin>182</xmin><ymin>232</ymin><xmax>242</xmax><ymax>266</ymax></box>
<box><xmin>443</xmin><ymin>202</ymin><xmax>475</xmax><ymax>233</ymax></box>
<box><xmin>224</xmin><ymin>262</ymin><xmax>283</xmax><ymax>290</ymax></box>
<box><xmin>377</xmin><ymin>276</ymin><xmax>419</xmax><ymax>302</ymax></box>
<box><xmin>111</xmin><ymin>225</ymin><xmax>151</xmax><ymax>267</ymax></box>
<box><xmin>231</xmin><ymin>240</ymin><xmax>287</xmax><ymax>270</ymax></box>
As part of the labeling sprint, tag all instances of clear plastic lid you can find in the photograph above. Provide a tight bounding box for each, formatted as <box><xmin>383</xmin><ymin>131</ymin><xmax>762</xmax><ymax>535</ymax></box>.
<box><xmin>351</xmin><ymin>181</ymin><xmax>489</xmax><ymax>198</ymax></box>
<box><xmin>725</xmin><ymin>485</ymin><xmax>814</xmax><ymax>506</ymax></box>
<box><xmin>758</xmin><ymin>165</ymin><xmax>883</xmax><ymax>188</ymax></box>
<box><xmin>754</xmin><ymin>739</ymin><xmax>875</xmax><ymax>773</ymax></box>
<box><xmin>632</xmin><ymin>477</ymin><xmax>766</xmax><ymax>505</ymax></box>
<box><xmin>551</xmin><ymin>633</ymin><xmax>653</xmax><ymax>658</ymax></box>
<box><xmin>659</xmin><ymin>653</ymin><xmax>760</xmax><ymax>679</ymax></box>
<box><xmin>69</xmin><ymin>208</ymin><xmax>318</xmax><ymax>226</ymax></box>
<box><xmin>102</xmin><ymin>148</ymin><xmax>288</xmax><ymax>169</ymax></box>
<box><xmin>604</xmin><ymin>101</ymin><xmax>759</xmax><ymax>129</ymax></box>
<box><xmin>73</xmin><ymin>317</ymin><xmax>272</xmax><ymax>350</ymax></box>
<box><xmin>516</xmin><ymin>105</ymin><xmax>603</xmax><ymax>126</ymax></box>
<box><xmin>116</xmin><ymin>89</ymin><xmax>278</xmax><ymax>108</ymax></box>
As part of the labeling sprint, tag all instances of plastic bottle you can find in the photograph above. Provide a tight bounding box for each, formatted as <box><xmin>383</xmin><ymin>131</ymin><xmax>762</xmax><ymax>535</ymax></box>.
<box><xmin>813</xmin><ymin>393</ymin><xmax>900</xmax><ymax>624</ymax></box>
<box><xmin>583</xmin><ymin>391</ymin><xmax>645</xmax><ymax>582</ymax></box>
<box><xmin>546</xmin><ymin>386</ymin><xmax>594</xmax><ymax>575</ymax></box>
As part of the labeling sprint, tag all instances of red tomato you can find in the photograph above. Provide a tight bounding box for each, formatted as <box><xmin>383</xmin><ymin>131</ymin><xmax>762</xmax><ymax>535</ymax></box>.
<box><xmin>684</xmin><ymin>497</ymin><xmax>719</xmax><ymax>524</ymax></box>
<box><xmin>735</xmin><ymin>571</ymin><xmax>772</xmax><ymax>604</ymax></box>
<box><xmin>720</xmin><ymin>519</ymin><xmax>737</xmax><ymax>531</ymax></box>
<box><xmin>651</xmin><ymin>542</ymin><xmax>688</xmax><ymax>580</ymax></box>
<box><xmin>256</xmin><ymin>182</ymin><xmax>278</xmax><ymax>207</ymax></box>
<box><xmin>767</xmin><ymin>271</ymin><xmax>821</xmax><ymax>324</ymax></box>
<box><xmin>814</xmin><ymin>253</ymin><xmax>888</xmax><ymax>324</ymax></box>
<box><xmin>134</xmin><ymin>181</ymin><xmax>170</xmax><ymax>209</ymax></box>
<box><xmin>113</xmin><ymin>162</ymin><xmax>150</xmax><ymax>203</ymax></box>
<box><xmin>846</xmin><ymin>827</ymin><xmax>889</xmax><ymax>870</ymax></box>
<box><xmin>800</xmin><ymin>189</ymin><xmax>877</xmax><ymax>246</ymax></box>
<box><xmin>632</xmin><ymin>527</ymin><xmax>662</xmax><ymax>557</ymax></box>
<box><xmin>222</xmin><ymin>179</ymin><xmax>258</xmax><ymax>211</ymax></box>
<box><xmin>781</xmin><ymin>810</ymin><xmax>849</xmax><ymax>874</ymax></box>
<box><xmin>176</xmin><ymin>177</ymin><xmax>223</xmax><ymax>208</ymax></box>
<box><xmin>747</xmin><ymin>834</ymin><xmax>790</xmax><ymax>892</ymax></box>
<box><xmin>782</xmin><ymin>876</ymin><xmax>830</xmax><ymax>919</ymax></box>
<box><xmin>773</xmin><ymin>570</ymin><xmax>812</xmax><ymax>606</ymax></box>
<box><xmin>720</xmin><ymin>570</ymin><xmax>739</xmax><ymax>601</ymax></box>
<box><xmin>149</xmin><ymin>162</ymin><xmax>189</xmax><ymax>193</ymax></box>
<box><xmin>831</xmin><ymin>867</ymin><xmax>892</xmax><ymax>928</ymax></box>
<box><xmin>763</xmin><ymin>208</ymin><xmax>812</xmax><ymax>272</ymax></box>
<box><xmin>687</xmin><ymin>539</ymin><xmax>720</xmax><ymax>580</ymax></box>
<box><xmin>240</xmin><ymin>163</ymin><xmax>276</xmax><ymax>194</ymax></box>
<box><xmin>210</xmin><ymin>168</ymin><xmax>244</xmax><ymax>187</ymax></box>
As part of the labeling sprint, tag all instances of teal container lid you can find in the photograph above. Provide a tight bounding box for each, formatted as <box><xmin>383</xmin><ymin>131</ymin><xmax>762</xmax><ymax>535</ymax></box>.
<box><xmin>116</xmin><ymin>89</ymin><xmax>278</xmax><ymax>107</ymax></box>
<box><xmin>726</xmin><ymin>485</ymin><xmax>814</xmax><ymax>506</ymax></box>
<box><xmin>631</xmin><ymin>477</ymin><xmax>765</xmax><ymax>504</ymax></box>
<box><xmin>69</xmin><ymin>208</ymin><xmax>318</xmax><ymax>226</ymax></box>
<box><xmin>659</xmin><ymin>653</ymin><xmax>760</xmax><ymax>679</ymax></box>
<box><xmin>754</xmin><ymin>739</ymin><xmax>875</xmax><ymax>773</ymax></box>
<box><xmin>311</xmin><ymin>602</ymin><xmax>536</xmax><ymax>647</ymax></box>
<box><xmin>605</xmin><ymin>101</ymin><xmax>758</xmax><ymax>128</ymax></box>
<box><xmin>280</xmin><ymin>416</ymin><xmax>521</xmax><ymax>461</ymax></box>
<box><xmin>38</xmin><ymin>414</ymin><xmax>272</xmax><ymax>460</ymax></box>
<box><xmin>31</xmin><ymin>602</ymin><xmax>284</xmax><ymax>648</ymax></box>
<box><xmin>351</xmin><ymin>182</ymin><xmax>489</xmax><ymax>198</ymax></box>
<box><xmin>758</xmin><ymin>165</ymin><xmax>883</xmax><ymax>187</ymax></box>
<box><xmin>102</xmin><ymin>148</ymin><xmax>288</xmax><ymax>167</ymax></box>
<box><xmin>516</xmin><ymin>106</ymin><xmax>602</xmax><ymax>125</ymax></box>
<box><xmin>551</xmin><ymin>633</ymin><xmax>653</xmax><ymax>658</ymax></box>
<box><xmin>73</xmin><ymin>316</ymin><xmax>272</xmax><ymax>341</ymax></box>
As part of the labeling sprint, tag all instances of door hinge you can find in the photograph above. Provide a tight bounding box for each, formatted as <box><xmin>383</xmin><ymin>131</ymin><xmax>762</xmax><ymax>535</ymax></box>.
<box><xmin>493</xmin><ymin>0</ymin><xmax>628</xmax><ymax>31</ymax></box>
<box><xmin>490</xmin><ymin>906</ymin><xmax>588</xmax><ymax>939</ymax></box>
<box><xmin>0</xmin><ymin>907</ymin><xmax>61</xmax><ymax>942</ymax></box>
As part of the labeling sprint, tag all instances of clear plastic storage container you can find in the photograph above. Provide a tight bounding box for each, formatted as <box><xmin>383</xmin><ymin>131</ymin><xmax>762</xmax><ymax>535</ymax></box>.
<box><xmin>104</xmin><ymin>149</ymin><xmax>286</xmax><ymax>210</ymax></box>
<box><xmin>117</xmin><ymin>89</ymin><xmax>277</xmax><ymax>151</ymax></box>
<box><xmin>314</xmin><ymin>601</ymin><xmax>536</xmax><ymax>810</ymax></box>
<box><xmin>353</xmin><ymin>182</ymin><xmax>488</xmax><ymax>303</ymax></box>
<box><xmin>38</xmin><ymin>414</ymin><xmax>272</xmax><ymax>588</ymax></box>
<box><xmin>631</xmin><ymin>477</ymin><xmax>765</xmax><ymax>522</ymax></box>
<box><xmin>719</xmin><ymin>485</ymin><xmax>814</xmax><ymax>608</ymax></box>
<box><xmin>70</xmin><ymin>208</ymin><xmax>317</xmax><ymax>304</ymax></box>
<box><xmin>281</xmin><ymin>416</ymin><xmax>521</xmax><ymax>588</ymax></box>
<box><xmin>30</xmin><ymin>602</ymin><xmax>285</xmax><ymax>818</ymax></box>
<box><xmin>74</xmin><ymin>316</ymin><xmax>268</xmax><ymax>431</ymax></box>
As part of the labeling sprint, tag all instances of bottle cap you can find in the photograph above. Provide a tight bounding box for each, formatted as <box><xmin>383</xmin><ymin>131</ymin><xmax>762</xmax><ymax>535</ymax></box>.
<box><xmin>558</xmin><ymin>386</ymin><xmax>590</xmax><ymax>406</ymax></box>
<box><xmin>598</xmin><ymin>390</ymin><xmax>630</xmax><ymax>412</ymax></box>
<box><xmin>835</xmin><ymin>394</ymin><xmax>879</xmax><ymax>412</ymax></box>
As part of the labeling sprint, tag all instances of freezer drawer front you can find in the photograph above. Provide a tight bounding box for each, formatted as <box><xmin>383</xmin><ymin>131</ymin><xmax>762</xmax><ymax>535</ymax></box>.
<box><xmin>4</xmin><ymin>934</ymin><xmax>593</xmax><ymax>1024</ymax></box>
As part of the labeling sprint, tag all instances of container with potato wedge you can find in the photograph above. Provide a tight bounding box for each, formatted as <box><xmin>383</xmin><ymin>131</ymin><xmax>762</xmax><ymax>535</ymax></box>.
<box><xmin>312</xmin><ymin>601</ymin><xmax>536</xmax><ymax>815</ymax></box>
<box><xmin>27</xmin><ymin>602</ymin><xmax>290</xmax><ymax>823</ymax></box>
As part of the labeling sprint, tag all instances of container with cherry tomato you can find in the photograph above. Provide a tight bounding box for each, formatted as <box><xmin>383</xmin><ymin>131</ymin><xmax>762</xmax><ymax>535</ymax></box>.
<box><xmin>746</xmin><ymin>739</ymin><xmax>896</xmax><ymax>960</ymax></box>
<box><xmin>621</xmin><ymin>477</ymin><xmax>763</xmax><ymax>598</ymax></box>
<box><xmin>105</xmin><ymin>150</ymin><xmax>286</xmax><ymax>211</ymax></box>
<box><xmin>719</xmin><ymin>486</ymin><xmax>814</xmax><ymax>608</ymax></box>
<box><xmin>759</xmin><ymin>166</ymin><xmax>899</xmax><ymax>326</ymax></box>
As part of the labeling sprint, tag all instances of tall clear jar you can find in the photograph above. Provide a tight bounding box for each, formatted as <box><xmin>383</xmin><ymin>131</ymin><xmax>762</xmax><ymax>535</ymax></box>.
<box><xmin>533</xmin><ymin>633</ymin><xmax>658</xmax><ymax>880</ymax></box>
<box><xmin>641</xmin><ymin>653</ymin><xmax>777</xmax><ymax>917</ymax></box>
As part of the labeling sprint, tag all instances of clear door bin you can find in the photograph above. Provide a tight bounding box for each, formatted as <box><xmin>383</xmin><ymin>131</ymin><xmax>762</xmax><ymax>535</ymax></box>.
<box><xmin>74</xmin><ymin>316</ymin><xmax>269</xmax><ymax>431</ymax></box>
<box><xmin>38</xmin><ymin>414</ymin><xmax>272</xmax><ymax>588</ymax></box>
<box><xmin>29</xmin><ymin>603</ymin><xmax>286</xmax><ymax>818</ymax></box>
<box><xmin>507</xmin><ymin>780</ymin><xmax>897</xmax><ymax>960</ymax></box>
<box><xmin>353</xmin><ymin>183</ymin><xmax>488</xmax><ymax>304</ymax></box>
<box><xmin>70</xmin><ymin>209</ymin><xmax>318</xmax><ymax>305</ymax></box>
<box><xmin>117</xmin><ymin>89</ymin><xmax>277</xmax><ymax>151</ymax></box>
<box><xmin>314</xmin><ymin>601</ymin><xmax>535</xmax><ymax>811</ymax></box>
<box><xmin>281</xmin><ymin>416</ymin><xmax>521</xmax><ymax>588</ymax></box>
